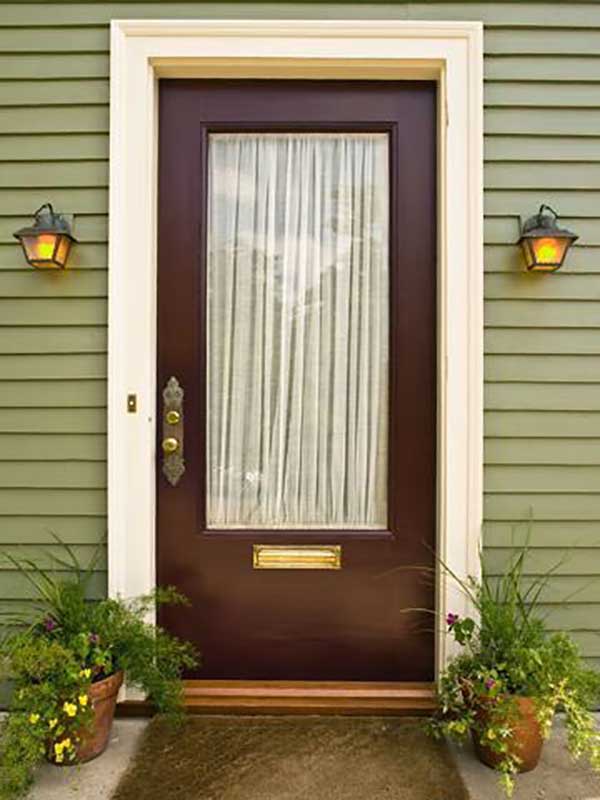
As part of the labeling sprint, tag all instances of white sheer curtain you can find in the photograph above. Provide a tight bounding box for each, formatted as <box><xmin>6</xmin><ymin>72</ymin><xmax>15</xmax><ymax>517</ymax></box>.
<box><xmin>206</xmin><ymin>133</ymin><xmax>389</xmax><ymax>529</ymax></box>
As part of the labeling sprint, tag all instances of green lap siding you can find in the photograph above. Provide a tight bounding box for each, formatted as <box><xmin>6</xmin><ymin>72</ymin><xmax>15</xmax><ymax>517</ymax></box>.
<box><xmin>1</xmin><ymin>1</ymin><xmax>600</xmax><ymax>667</ymax></box>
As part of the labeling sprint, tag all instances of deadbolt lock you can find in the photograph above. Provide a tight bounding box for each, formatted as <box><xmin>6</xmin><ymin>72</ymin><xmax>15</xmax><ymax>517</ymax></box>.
<box><xmin>165</xmin><ymin>409</ymin><xmax>181</xmax><ymax>426</ymax></box>
<box><xmin>162</xmin><ymin>437</ymin><xmax>179</xmax><ymax>455</ymax></box>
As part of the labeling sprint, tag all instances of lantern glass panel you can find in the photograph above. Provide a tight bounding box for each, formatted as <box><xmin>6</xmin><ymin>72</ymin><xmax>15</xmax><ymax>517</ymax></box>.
<box><xmin>520</xmin><ymin>239</ymin><xmax>535</xmax><ymax>269</ymax></box>
<box><xmin>531</xmin><ymin>236</ymin><xmax>569</xmax><ymax>269</ymax></box>
<box><xmin>21</xmin><ymin>233</ymin><xmax>60</xmax><ymax>268</ymax></box>
<box><xmin>54</xmin><ymin>235</ymin><xmax>72</xmax><ymax>268</ymax></box>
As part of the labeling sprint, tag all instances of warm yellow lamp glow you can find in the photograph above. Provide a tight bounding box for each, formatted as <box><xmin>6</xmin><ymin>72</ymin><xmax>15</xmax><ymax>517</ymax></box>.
<box><xmin>534</xmin><ymin>239</ymin><xmax>560</xmax><ymax>264</ymax></box>
<box><xmin>528</xmin><ymin>237</ymin><xmax>570</xmax><ymax>271</ymax></box>
<box><xmin>21</xmin><ymin>234</ymin><xmax>73</xmax><ymax>269</ymax></box>
<box><xmin>14</xmin><ymin>204</ymin><xmax>76</xmax><ymax>270</ymax></box>
<box><xmin>33</xmin><ymin>235</ymin><xmax>57</xmax><ymax>260</ymax></box>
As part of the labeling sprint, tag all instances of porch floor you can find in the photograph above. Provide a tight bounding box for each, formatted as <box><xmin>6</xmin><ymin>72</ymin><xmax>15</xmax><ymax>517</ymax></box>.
<box><xmin>26</xmin><ymin>720</ymin><xmax>147</xmax><ymax>800</ymax></box>
<box><xmin>111</xmin><ymin>715</ymin><xmax>466</xmax><ymax>800</ymax></box>
<box><xmin>25</xmin><ymin>716</ymin><xmax>600</xmax><ymax>800</ymax></box>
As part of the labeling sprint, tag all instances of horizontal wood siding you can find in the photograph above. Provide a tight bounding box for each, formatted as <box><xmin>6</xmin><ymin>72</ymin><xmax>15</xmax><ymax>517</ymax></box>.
<box><xmin>0</xmin><ymin>1</ymin><xmax>599</xmax><ymax>666</ymax></box>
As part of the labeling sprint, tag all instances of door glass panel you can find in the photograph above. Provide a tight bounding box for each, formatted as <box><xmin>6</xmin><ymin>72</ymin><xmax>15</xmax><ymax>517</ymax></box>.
<box><xmin>206</xmin><ymin>133</ymin><xmax>389</xmax><ymax>529</ymax></box>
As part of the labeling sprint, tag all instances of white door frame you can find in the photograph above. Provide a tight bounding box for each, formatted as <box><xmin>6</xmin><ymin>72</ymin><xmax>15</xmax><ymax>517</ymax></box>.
<box><xmin>108</xmin><ymin>18</ymin><xmax>484</xmax><ymax>677</ymax></box>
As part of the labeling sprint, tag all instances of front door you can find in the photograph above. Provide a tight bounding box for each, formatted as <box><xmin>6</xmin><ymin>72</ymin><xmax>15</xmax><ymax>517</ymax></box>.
<box><xmin>157</xmin><ymin>80</ymin><xmax>436</xmax><ymax>681</ymax></box>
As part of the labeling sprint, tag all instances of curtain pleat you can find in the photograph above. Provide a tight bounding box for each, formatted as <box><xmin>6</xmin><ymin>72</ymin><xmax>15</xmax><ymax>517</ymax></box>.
<box><xmin>207</xmin><ymin>133</ymin><xmax>389</xmax><ymax>528</ymax></box>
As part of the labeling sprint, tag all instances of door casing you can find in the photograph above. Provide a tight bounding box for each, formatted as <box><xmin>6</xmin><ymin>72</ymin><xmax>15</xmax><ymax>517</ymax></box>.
<box><xmin>107</xmin><ymin>19</ymin><xmax>484</xmax><ymax>698</ymax></box>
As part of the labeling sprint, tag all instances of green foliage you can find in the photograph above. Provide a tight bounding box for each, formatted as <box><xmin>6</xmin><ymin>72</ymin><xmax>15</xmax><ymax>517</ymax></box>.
<box><xmin>428</xmin><ymin>544</ymin><xmax>600</xmax><ymax>797</ymax></box>
<box><xmin>0</xmin><ymin>636</ymin><xmax>95</xmax><ymax>795</ymax></box>
<box><xmin>0</xmin><ymin>537</ymin><xmax>199</xmax><ymax>800</ymax></box>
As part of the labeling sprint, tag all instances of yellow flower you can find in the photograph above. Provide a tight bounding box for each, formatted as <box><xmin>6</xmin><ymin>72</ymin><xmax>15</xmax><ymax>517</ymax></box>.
<box><xmin>48</xmin><ymin>718</ymin><xmax>58</xmax><ymax>730</ymax></box>
<box><xmin>79</xmin><ymin>668</ymin><xmax>92</xmax><ymax>679</ymax></box>
<box><xmin>29</xmin><ymin>713</ymin><xmax>39</xmax><ymax>724</ymax></box>
<box><xmin>63</xmin><ymin>702</ymin><xmax>78</xmax><ymax>718</ymax></box>
<box><xmin>78</xmin><ymin>694</ymin><xmax>89</xmax><ymax>708</ymax></box>
<box><xmin>53</xmin><ymin>737</ymin><xmax>71</xmax><ymax>762</ymax></box>
<box><xmin>487</xmin><ymin>729</ymin><xmax>496</xmax><ymax>740</ymax></box>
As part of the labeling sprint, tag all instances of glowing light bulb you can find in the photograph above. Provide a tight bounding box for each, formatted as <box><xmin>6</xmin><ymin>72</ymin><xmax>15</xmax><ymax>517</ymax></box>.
<box><xmin>536</xmin><ymin>241</ymin><xmax>559</xmax><ymax>263</ymax></box>
<box><xmin>35</xmin><ymin>235</ymin><xmax>57</xmax><ymax>260</ymax></box>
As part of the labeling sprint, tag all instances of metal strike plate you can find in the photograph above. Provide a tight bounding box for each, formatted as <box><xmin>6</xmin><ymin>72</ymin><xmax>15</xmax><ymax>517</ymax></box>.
<box><xmin>162</xmin><ymin>376</ymin><xmax>185</xmax><ymax>486</ymax></box>
<box><xmin>252</xmin><ymin>544</ymin><xmax>341</xmax><ymax>570</ymax></box>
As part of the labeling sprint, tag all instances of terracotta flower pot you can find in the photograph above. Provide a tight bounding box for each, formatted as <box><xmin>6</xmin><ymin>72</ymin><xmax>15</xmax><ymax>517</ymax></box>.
<box><xmin>74</xmin><ymin>670</ymin><xmax>124</xmax><ymax>763</ymax></box>
<box><xmin>472</xmin><ymin>696</ymin><xmax>544</xmax><ymax>773</ymax></box>
<box><xmin>50</xmin><ymin>670</ymin><xmax>124</xmax><ymax>765</ymax></box>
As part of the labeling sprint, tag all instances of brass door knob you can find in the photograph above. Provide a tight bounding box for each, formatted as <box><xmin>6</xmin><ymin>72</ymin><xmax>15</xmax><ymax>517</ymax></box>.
<box><xmin>165</xmin><ymin>409</ymin><xmax>181</xmax><ymax>425</ymax></box>
<box><xmin>162</xmin><ymin>437</ymin><xmax>179</xmax><ymax>455</ymax></box>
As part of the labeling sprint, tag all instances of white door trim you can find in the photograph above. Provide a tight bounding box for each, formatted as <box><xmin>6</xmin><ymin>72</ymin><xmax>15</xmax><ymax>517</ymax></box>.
<box><xmin>108</xmin><ymin>18</ymin><xmax>484</xmax><ymax>677</ymax></box>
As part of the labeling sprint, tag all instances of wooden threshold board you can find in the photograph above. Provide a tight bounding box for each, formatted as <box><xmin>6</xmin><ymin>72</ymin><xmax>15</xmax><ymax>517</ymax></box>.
<box><xmin>116</xmin><ymin>682</ymin><xmax>437</xmax><ymax>717</ymax></box>
<box><xmin>179</xmin><ymin>680</ymin><xmax>436</xmax><ymax>715</ymax></box>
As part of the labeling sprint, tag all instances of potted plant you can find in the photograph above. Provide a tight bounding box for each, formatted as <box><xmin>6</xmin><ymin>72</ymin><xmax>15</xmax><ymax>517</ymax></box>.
<box><xmin>427</xmin><ymin>545</ymin><xmax>600</xmax><ymax>796</ymax></box>
<box><xmin>0</xmin><ymin>538</ymin><xmax>198</xmax><ymax>800</ymax></box>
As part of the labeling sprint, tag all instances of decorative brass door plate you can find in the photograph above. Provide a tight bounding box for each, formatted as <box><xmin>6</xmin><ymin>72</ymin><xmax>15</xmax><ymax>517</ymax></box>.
<box><xmin>161</xmin><ymin>376</ymin><xmax>185</xmax><ymax>486</ymax></box>
<box><xmin>252</xmin><ymin>544</ymin><xmax>341</xmax><ymax>570</ymax></box>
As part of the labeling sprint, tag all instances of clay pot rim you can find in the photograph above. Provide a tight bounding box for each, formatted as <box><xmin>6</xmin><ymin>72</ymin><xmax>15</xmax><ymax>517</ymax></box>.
<box><xmin>88</xmin><ymin>670</ymin><xmax>124</xmax><ymax>701</ymax></box>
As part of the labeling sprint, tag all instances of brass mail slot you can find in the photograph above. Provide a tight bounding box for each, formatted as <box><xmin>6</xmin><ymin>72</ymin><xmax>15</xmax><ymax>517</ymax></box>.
<box><xmin>253</xmin><ymin>544</ymin><xmax>341</xmax><ymax>570</ymax></box>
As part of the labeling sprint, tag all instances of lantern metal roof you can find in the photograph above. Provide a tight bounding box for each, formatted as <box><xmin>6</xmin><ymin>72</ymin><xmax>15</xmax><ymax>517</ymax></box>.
<box><xmin>13</xmin><ymin>203</ymin><xmax>76</xmax><ymax>243</ymax></box>
<box><xmin>519</xmin><ymin>204</ymin><xmax>578</xmax><ymax>246</ymax></box>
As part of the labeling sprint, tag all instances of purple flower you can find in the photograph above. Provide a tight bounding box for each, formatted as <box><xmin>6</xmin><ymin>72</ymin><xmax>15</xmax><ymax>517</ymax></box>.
<box><xmin>485</xmin><ymin>678</ymin><xmax>496</xmax><ymax>691</ymax></box>
<box><xmin>446</xmin><ymin>612</ymin><xmax>459</xmax><ymax>628</ymax></box>
<box><xmin>89</xmin><ymin>633</ymin><xmax>100</xmax><ymax>645</ymax></box>
<box><xmin>43</xmin><ymin>617</ymin><xmax>57</xmax><ymax>632</ymax></box>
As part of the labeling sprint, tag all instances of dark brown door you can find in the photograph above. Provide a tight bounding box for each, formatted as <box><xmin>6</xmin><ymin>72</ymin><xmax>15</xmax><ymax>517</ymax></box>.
<box><xmin>157</xmin><ymin>80</ymin><xmax>436</xmax><ymax>681</ymax></box>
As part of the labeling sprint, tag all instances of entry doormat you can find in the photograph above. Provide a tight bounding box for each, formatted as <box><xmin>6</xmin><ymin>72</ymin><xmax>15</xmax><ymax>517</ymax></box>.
<box><xmin>112</xmin><ymin>716</ymin><xmax>468</xmax><ymax>800</ymax></box>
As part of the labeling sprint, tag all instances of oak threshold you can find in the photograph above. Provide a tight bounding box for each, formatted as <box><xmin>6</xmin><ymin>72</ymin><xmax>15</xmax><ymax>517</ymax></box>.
<box><xmin>117</xmin><ymin>681</ymin><xmax>436</xmax><ymax>717</ymax></box>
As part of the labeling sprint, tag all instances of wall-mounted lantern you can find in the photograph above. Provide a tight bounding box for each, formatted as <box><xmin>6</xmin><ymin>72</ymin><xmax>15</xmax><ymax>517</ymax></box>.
<box><xmin>518</xmin><ymin>205</ymin><xmax>578</xmax><ymax>273</ymax></box>
<box><xmin>13</xmin><ymin>203</ymin><xmax>76</xmax><ymax>270</ymax></box>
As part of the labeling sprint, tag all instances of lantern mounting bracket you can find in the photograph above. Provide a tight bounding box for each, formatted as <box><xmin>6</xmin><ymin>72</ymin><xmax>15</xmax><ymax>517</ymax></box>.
<box><xmin>536</xmin><ymin>203</ymin><xmax>558</xmax><ymax>221</ymax></box>
<box><xmin>519</xmin><ymin>205</ymin><xmax>563</xmax><ymax>237</ymax></box>
<box><xmin>30</xmin><ymin>203</ymin><xmax>73</xmax><ymax>235</ymax></box>
<box><xmin>33</xmin><ymin>202</ymin><xmax>55</xmax><ymax>217</ymax></box>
